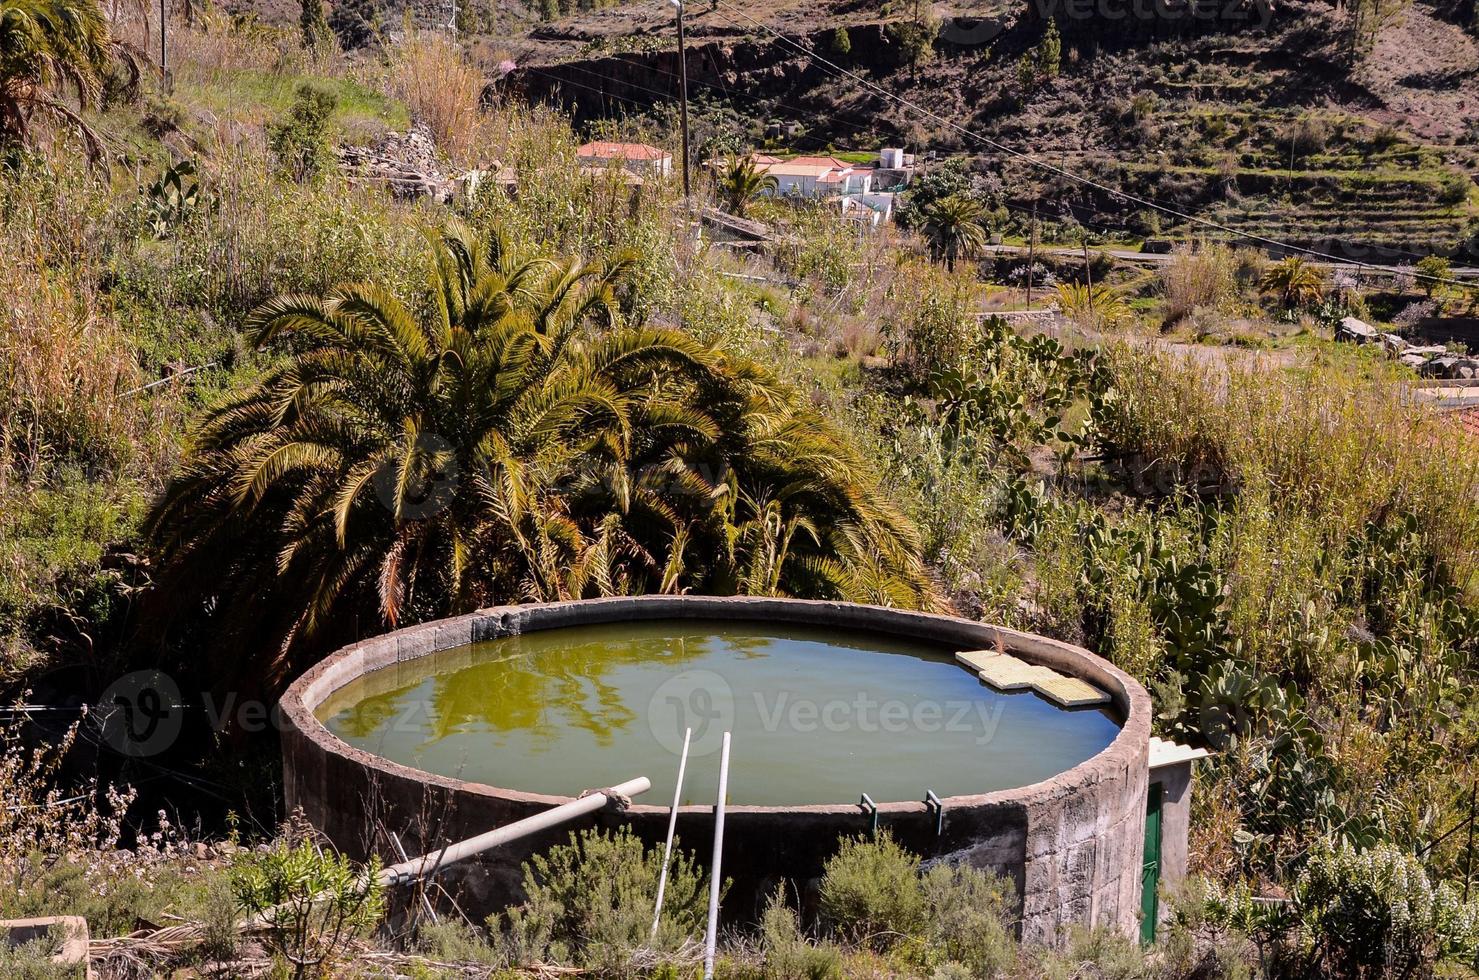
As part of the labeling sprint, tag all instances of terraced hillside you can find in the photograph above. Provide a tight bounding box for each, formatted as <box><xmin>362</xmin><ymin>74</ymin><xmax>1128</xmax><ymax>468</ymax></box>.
<box><xmin>505</xmin><ymin>0</ymin><xmax>1479</xmax><ymax>257</ymax></box>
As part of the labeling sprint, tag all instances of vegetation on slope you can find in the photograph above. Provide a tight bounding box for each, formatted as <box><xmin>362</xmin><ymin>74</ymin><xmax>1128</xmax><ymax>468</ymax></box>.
<box><xmin>1</xmin><ymin>0</ymin><xmax>1478</xmax><ymax>976</ymax></box>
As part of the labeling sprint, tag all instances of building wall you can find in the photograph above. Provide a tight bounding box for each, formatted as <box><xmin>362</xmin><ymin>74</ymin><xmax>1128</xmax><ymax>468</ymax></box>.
<box><xmin>1150</xmin><ymin>760</ymin><xmax>1194</xmax><ymax>897</ymax></box>
<box><xmin>281</xmin><ymin>596</ymin><xmax>1154</xmax><ymax>941</ymax></box>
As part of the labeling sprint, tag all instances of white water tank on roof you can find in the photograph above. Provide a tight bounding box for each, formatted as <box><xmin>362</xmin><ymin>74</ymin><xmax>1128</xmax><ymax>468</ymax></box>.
<box><xmin>880</xmin><ymin>147</ymin><xmax>904</xmax><ymax>169</ymax></box>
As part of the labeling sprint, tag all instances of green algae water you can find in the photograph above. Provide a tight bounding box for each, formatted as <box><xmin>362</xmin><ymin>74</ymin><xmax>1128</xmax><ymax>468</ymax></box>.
<box><xmin>317</xmin><ymin>620</ymin><xmax>1121</xmax><ymax>806</ymax></box>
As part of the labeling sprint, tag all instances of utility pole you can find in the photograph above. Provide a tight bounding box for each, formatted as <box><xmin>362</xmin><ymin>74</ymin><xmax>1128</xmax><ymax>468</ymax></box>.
<box><xmin>1083</xmin><ymin>236</ymin><xmax>1095</xmax><ymax>315</ymax></box>
<box><xmin>159</xmin><ymin>0</ymin><xmax>168</xmax><ymax>90</ymax></box>
<box><xmin>1026</xmin><ymin>200</ymin><xmax>1038</xmax><ymax>308</ymax></box>
<box><xmin>673</xmin><ymin>0</ymin><xmax>692</xmax><ymax>198</ymax></box>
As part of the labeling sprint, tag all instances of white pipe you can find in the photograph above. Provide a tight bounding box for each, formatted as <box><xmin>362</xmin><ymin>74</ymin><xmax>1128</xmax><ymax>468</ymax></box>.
<box><xmin>652</xmin><ymin>727</ymin><xmax>692</xmax><ymax>940</ymax></box>
<box><xmin>376</xmin><ymin>776</ymin><xmax>652</xmax><ymax>887</ymax></box>
<box><xmin>702</xmin><ymin>732</ymin><xmax>731</xmax><ymax>980</ymax></box>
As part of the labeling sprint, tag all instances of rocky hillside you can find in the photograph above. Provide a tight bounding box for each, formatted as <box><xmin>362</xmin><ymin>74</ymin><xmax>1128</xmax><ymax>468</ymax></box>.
<box><xmin>499</xmin><ymin>0</ymin><xmax>1479</xmax><ymax>257</ymax></box>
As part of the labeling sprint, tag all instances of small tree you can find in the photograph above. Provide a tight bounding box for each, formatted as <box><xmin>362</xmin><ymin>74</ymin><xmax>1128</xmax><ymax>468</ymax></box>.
<box><xmin>717</xmin><ymin>154</ymin><xmax>777</xmax><ymax>218</ymax></box>
<box><xmin>1258</xmin><ymin>256</ymin><xmax>1326</xmax><ymax>310</ymax></box>
<box><xmin>267</xmin><ymin>83</ymin><xmax>338</xmax><ymax>182</ymax></box>
<box><xmin>1416</xmin><ymin>255</ymin><xmax>1451</xmax><ymax>298</ymax></box>
<box><xmin>1345</xmin><ymin>0</ymin><xmax>1412</xmax><ymax>63</ymax></box>
<box><xmin>921</xmin><ymin>193</ymin><xmax>988</xmax><ymax>272</ymax></box>
<box><xmin>831</xmin><ymin>26</ymin><xmax>852</xmax><ymax>55</ymax></box>
<box><xmin>300</xmin><ymin>0</ymin><xmax>332</xmax><ymax>48</ymax></box>
<box><xmin>1036</xmin><ymin>18</ymin><xmax>1061</xmax><ymax>79</ymax></box>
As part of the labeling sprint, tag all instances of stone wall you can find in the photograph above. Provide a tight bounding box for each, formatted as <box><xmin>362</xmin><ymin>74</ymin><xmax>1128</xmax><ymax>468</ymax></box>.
<box><xmin>280</xmin><ymin>596</ymin><xmax>1153</xmax><ymax>941</ymax></box>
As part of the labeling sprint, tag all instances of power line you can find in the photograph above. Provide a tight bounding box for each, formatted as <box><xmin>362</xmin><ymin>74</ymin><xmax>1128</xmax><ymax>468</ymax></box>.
<box><xmin>709</xmin><ymin>1</ymin><xmax>1479</xmax><ymax>291</ymax></box>
<box><xmin>531</xmin><ymin>55</ymin><xmax>896</xmax><ymax>156</ymax></box>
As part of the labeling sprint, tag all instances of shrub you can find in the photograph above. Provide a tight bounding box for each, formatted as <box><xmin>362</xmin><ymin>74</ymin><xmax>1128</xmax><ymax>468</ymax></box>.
<box><xmin>1036</xmin><ymin>19</ymin><xmax>1061</xmax><ymax>79</ymax></box>
<box><xmin>384</xmin><ymin>31</ymin><xmax>484</xmax><ymax>164</ymax></box>
<box><xmin>494</xmin><ymin>827</ymin><xmax>712</xmax><ymax>970</ymax></box>
<box><xmin>920</xmin><ymin>863</ymin><xmax>1016</xmax><ymax>975</ymax></box>
<box><xmin>1055</xmin><ymin>281</ymin><xmax>1131</xmax><ymax>329</ymax></box>
<box><xmin>1416</xmin><ymin>254</ymin><xmax>1452</xmax><ymax>298</ymax></box>
<box><xmin>1206</xmin><ymin>843</ymin><xmax>1479</xmax><ymax>976</ymax></box>
<box><xmin>1438</xmin><ymin>171</ymin><xmax>1472</xmax><ymax>206</ymax></box>
<box><xmin>1160</xmin><ymin>242</ymin><xmax>1241</xmax><ymax>324</ymax></box>
<box><xmin>230</xmin><ymin>837</ymin><xmax>385</xmax><ymax>978</ymax></box>
<box><xmin>880</xmin><ymin>258</ymin><xmax>978</xmax><ymax>380</ymax></box>
<box><xmin>329</xmin><ymin>0</ymin><xmax>386</xmax><ymax>48</ymax></box>
<box><xmin>761</xmin><ymin>889</ymin><xmax>842</xmax><ymax>980</ymax></box>
<box><xmin>830</xmin><ymin>27</ymin><xmax>852</xmax><ymax>55</ymax></box>
<box><xmin>1286</xmin><ymin>113</ymin><xmax>1330</xmax><ymax>159</ymax></box>
<box><xmin>300</xmin><ymin>0</ymin><xmax>332</xmax><ymax>48</ymax></box>
<box><xmin>818</xmin><ymin>833</ymin><xmax>926</xmax><ymax>948</ymax></box>
<box><xmin>267</xmin><ymin>83</ymin><xmax>338</xmax><ymax>182</ymax></box>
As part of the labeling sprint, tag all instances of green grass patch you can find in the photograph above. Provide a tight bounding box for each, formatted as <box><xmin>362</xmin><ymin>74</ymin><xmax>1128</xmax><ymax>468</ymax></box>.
<box><xmin>173</xmin><ymin>69</ymin><xmax>409</xmax><ymax>137</ymax></box>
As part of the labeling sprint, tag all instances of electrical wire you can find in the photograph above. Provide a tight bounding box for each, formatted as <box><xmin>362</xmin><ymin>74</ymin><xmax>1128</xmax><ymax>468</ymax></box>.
<box><xmin>709</xmin><ymin>0</ymin><xmax>1479</xmax><ymax>290</ymax></box>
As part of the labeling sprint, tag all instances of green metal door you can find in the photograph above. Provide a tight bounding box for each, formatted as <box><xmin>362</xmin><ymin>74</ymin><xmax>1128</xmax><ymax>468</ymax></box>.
<box><xmin>1141</xmin><ymin>782</ymin><xmax>1163</xmax><ymax>944</ymax></box>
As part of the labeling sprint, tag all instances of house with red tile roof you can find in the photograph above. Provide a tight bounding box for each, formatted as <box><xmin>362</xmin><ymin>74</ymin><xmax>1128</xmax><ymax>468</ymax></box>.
<box><xmin>757</xmin><ymin>156</ymin><xmax>873</xmax><ymax>197</ymax></box>
<box><xmin>576</xmin><ymin>142</ymin><xmax>673</xmax><ymax>177</ymax></box>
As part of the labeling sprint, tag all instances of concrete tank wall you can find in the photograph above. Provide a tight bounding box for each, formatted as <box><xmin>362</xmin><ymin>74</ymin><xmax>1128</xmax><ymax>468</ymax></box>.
<box><xmin>278</xmin><ymin>596</ymin><xmax>1153</xmax><ymax>944</ymax></box>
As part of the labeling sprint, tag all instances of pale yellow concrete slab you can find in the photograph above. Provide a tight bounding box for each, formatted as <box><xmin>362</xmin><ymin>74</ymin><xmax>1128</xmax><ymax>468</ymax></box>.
<box><xmin>977</xmin><ymin>656</ymin><xmax>1060</xmax><ymax>691</ymax></box>
<box><xmin>1036</xmin><ymin>676</ymin><xmax>1111</xmax><ymax>708</ymax></box>
<box><xmin>955</xmin><ymin>649</ymin><xmax>1002</xmax><ymax>673</ymax></box>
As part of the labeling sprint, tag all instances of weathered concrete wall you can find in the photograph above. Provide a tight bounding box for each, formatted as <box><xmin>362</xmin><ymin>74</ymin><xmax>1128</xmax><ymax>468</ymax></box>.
<box><xmin>279</xmin><ymin>596</ymin><xmax>1152</xmax><ymax>942</ymax></box>
<box><xmin>1151</xmin><ymin>760</ymin><xmax>1194</xmax><ymax>895</ymax></box>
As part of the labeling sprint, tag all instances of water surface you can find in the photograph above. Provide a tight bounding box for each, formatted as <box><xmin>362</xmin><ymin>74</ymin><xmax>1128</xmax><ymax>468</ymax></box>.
<box><xmin>318</xmin><ymin>620</ymin><xmax>1120</xmax><ymax>806</ymax></box>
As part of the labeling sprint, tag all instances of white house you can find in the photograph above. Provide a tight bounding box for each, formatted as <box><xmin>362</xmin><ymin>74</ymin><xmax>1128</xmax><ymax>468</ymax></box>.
<box><xmin>840</xmin><ymin>192</ymin><xmax>897</xmax><ymax>226</ymax></box>
<box><xmin>758</xmin><ymin>156</ymin><xmax>873</xmax><ymax>198</ymax></box>
<box><xmin>576</xmin><ymin>142</ymin><xmax>673</xmax><ymax>177</ymax></box>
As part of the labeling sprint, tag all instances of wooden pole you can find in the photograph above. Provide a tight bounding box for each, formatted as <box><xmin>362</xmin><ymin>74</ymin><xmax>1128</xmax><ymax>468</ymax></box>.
<box><xmin>159</xmin><ymin>0</ymin><xmax>167</xmax><ymax>90</ymax></box>
<box><xmin>1026</xmin><ymin>200</ymin><xmax>1038</xmax><ymax>308</ymax></box>
<box><xmin>1083</xmin><ymin>238</ymin><xmax>1094</xmax><ymax>315</ymax></box>
<box><xmin>675</xmin><ymin>0</ymin><xmax>692</xmax><ymax>199</ymax></box>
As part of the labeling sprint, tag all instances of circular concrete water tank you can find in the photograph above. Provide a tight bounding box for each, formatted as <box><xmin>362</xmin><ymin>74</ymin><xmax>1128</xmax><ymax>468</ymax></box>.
<box><xmin>279</xmin><ymin>596</ymin><xmax>1152</xmax><ymax>943</ymax></box>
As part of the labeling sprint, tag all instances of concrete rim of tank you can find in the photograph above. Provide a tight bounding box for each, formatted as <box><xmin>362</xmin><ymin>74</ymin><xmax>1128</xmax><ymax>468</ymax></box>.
<box><xmin>279</xmin><ymin>595</ymin><xmax>1153</xmax><ymax>816</ymax></box>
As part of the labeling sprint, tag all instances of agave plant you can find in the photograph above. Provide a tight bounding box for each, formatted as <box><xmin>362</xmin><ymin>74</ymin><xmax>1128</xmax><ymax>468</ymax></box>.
<box><xmin>145</xmin><ymin>222</ymin><xmax>938</xmax><ymax>689</ymax></box>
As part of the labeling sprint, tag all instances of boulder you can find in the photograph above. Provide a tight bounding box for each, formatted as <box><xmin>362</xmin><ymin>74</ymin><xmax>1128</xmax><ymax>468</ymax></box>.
<box><xmin>1336</xmin><ymin>316</ymin><xmax>1377</xmax><ymax>343</ymax></box>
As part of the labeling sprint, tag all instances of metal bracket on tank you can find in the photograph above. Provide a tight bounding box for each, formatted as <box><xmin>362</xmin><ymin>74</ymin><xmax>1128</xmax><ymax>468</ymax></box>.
<box><xmin>859</xmin><ymin>793</ymin><xmax>878</xmax><ymax>836</ymax></box>
<box><xmin>924</xmin><ymin>791</ymin><xmax>944</xmax><ymax>838</ymax></box>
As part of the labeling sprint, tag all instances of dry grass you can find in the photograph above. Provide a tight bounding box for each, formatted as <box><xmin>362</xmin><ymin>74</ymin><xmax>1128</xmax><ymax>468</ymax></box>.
<box><xmin>383</xmin><ymin>29</ymin><xmax>485</xmax><ymax>166</ymax></box>
<box><xmin>1159</xmin><ymin>241</ymin><xmax>1260</xmax><ymax>326</ymax></box>
<box><xmin>1097</xmin><ymin>342</ymin><xmax>1479</xmax><ymax>585</ymax></box>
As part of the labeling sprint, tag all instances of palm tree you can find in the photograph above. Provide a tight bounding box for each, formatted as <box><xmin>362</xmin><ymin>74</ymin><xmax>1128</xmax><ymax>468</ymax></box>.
<box><xmin>715</xmin><ymin>155</ymin><xmax>776</xmax><ymax>218</ymax></box>
<box><xmin>1055</xmin><ymin>282</ymin><xmax>1131</xmax><ymax>330</ymax></box>
<box><xmin>1259</xmin><ymin>257</ymin><xmax>1326</xmax><ymax>310</ymax></box>
<box><xmin>0</xmin><ymin>0</ymin><xmax>113</xmax><ymax>161</ymax></box>
<box><xmin>144</xmin><ymin>223</ymin><xmax>938</xmax><ymax>691</ymax></box>
<box><xmin>921</xmin><ymin>194</ymin><xmax>988</xmax><ymax>272</ymax></box>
